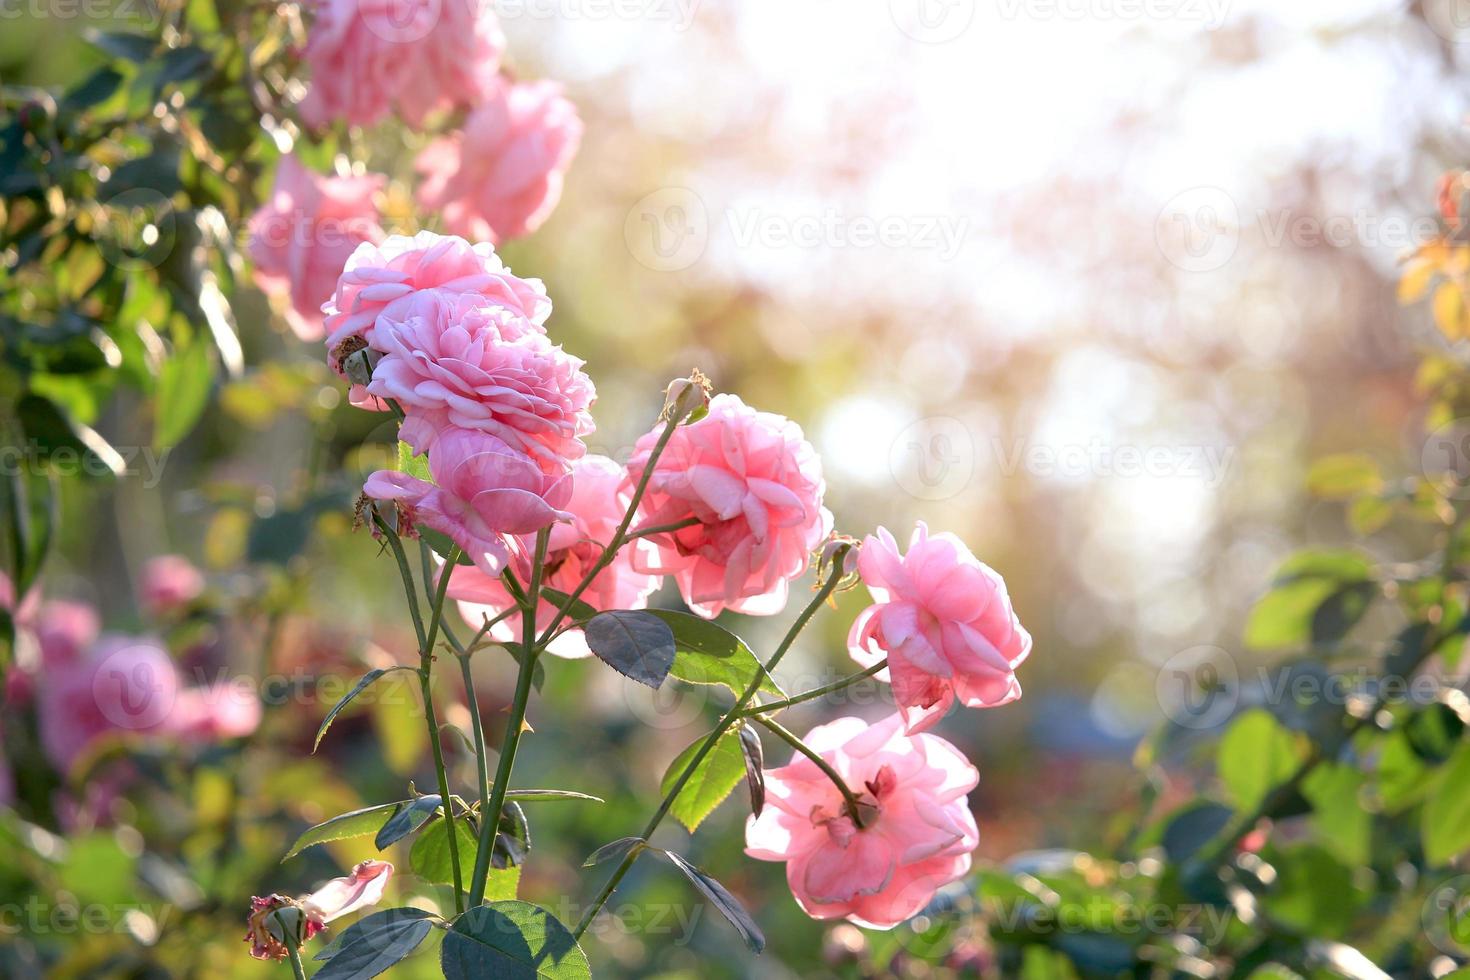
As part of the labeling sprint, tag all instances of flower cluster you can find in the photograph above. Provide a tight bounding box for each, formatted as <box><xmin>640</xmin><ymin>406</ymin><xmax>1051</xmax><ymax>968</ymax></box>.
<box><xmin>245</xmin><ymin>0</ymin><xmax>579</xmax><ymax>338</ymax></box>
<box><xmin>0</xmin><ymin>558</ymin><xmax>259</xmax><ymax>818</ymax></box>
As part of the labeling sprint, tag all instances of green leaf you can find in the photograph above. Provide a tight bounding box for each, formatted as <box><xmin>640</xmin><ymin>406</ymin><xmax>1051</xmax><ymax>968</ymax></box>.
<box><xmin>1303</xmin><ymin>764</ymin><xmax>1370</xmax><ymax>865</ymax></box>
<box><xmin>1218</xmin><ymin>710</ymin><xmax>1305</xmax><ymax>810</ymax></box>
<box><xmin>1424</xmin><ymin>742</ymin><xmax>1470</xmax><ymax>864</ymax></box>
<box><xmin>376</xmin><ymin>796</ymin><xmax>443</xmax><ymax>851</ymax></box>
<box><xmin>19</xmin><ymin>394</ymin><xmax>125</xmax><ymax>478</ymax></box>
<box><xmin>315</xmin><ymin>667</ymin><xmax>417</xmax><ymax>751</ymax></box>
<box><xmin>492</xmin><ymin>802</ymin><xmax>530</xmax><ymax>869</ymax></box>
<box><xmin>485</xmin><ymin>865</ymin><xmax>523</xmax><ymax>902</ymax></box>
<box><xmin>1404</xmin><ymin>703</ymin><xmax>1466</xmax><ymax>764</ymax></box>
<box><xmin>283</xmin><ymin>802</ymin><xmax>403</xmax><ymax>860</ymax></box>
<box><xmin>645</xmin><ymin>609</ymin><xmax>783</xmax><ymax>698</ymax></box>
<box><xmin>1306</xmin><ymin>454</ymin><xmax>1382</xmax><ymax>499</ymax></box>
<box><xmin>2</xmin><ymin>467</ymin><xmax>57</xmax><ymax>598</ymax></box>
<box><xmin>396</xmin><ymin>440</ymin><xmax>431</xmax><ymax>483</ymax></box>
<box><xmin>62</xmin><ymin>67</ymin><xmax>124</xmax><ymax>113</ymax></box>
<box><xmin>540</xmin><ymin>588</ymin><xmax>597</xmax><ymax>624</ymax></box>
<box><xmin>1243</xmin><ymin>552</ymin><xmax>1374</xmax><ymax>651</ymax></box>
<box><xmin>440</xmin><ymin>902</ymin><xmax>590</xmax><ymax>980</ymax></box>
<box><xmin>1309</xmin><ymin>581</ymin><xmax>1377</xmax><ymax>645</ymax></box>
<box><xmin>1158</xmin><ymin>801</ymin><xmax>1232</xmax><ymax>863</ymax></box>
<box><xmin>153</xmin><ymin>339</ymin><xmax>213</xmax><ymax>451</ymax></box>
<box><xmin>504</xmin><ymin>790</ymin><xmax>604</xmax><ymax>804</ymax></box>
<box><xmin>83</xmin><ymin>28</ymin><xmax>156</xmax><ymax>61</ymax></box>
<box><xmin>585</xmin><ymin>610</ymin><xmax>676</xmax><ymax>688</ymax></box>
<box><xmin>581</xmin><ymin>837</ymin><xmax>645</xmax><ymax>869</ymax></box>
<box><xmin>1262</xmin><ymin>844</ymin><xmax>1360</xmax><ymax>934</ymax></box>
<box><xmin>410</xmin><ymin>817</ymin><xmax>477</xmax><ymax>886</ymax></box>
<box><xmin>659</xmin><ymin>730</ymin><xmax>745</xmax><ymax>833</ymax></box>
<box><xmin>312</xmin><ymin>907</ymin><xmax>434</xmax><ymax>979</ymax></box>
<box><xmin>658</xmin><ymin>849</ymin><xmax>765</xmax><ymax>953</ymax></box>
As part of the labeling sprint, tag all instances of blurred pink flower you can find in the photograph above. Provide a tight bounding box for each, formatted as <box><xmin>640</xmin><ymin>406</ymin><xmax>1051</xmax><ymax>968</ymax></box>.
<box><xmin>140</xmin><ymin>554</ymin><xmax>206</xmax><ymax>618</ymax></box>
<box><xmin>745</xmin><ymin>713</ymin><xmax>979</xmax><ymax>930</ymax></box>
<box><xmin>247</xmin><ymin>861</ymin><xmax>393</xmax><ymax>960</ymax></box>
<box><xmin>35</xmin><ymin>600</ymin><xmax>100</xmax><ymax>670</ymax></box>
<box><xmin>624</xmin><ymin>393</ymin><xmax>831</xmax><ymax>618</ymax></box>
<box><xmin>172</xmin><ymin>683</ymin><xmax>263</xmax><ymax>740</ymax></box>
<box><xmin>446</xmin><ymin>454</ymin><xmax>661</xmax><ymax>658</ymax></box>
<box><xmin>247</xmin><ymin>156</ymin><xmax>384</xmax><ymax>341</ymax></box>
<box><xmin>299</xmin><ymin>0</ymin><xmax>504</xmax><ymax>129</ymax></box>
<box><xmin>364</xmin><ymin>427</ymin><xmax>572</xmax><ymax>576</ymax></box>
<box><xmin>323</xmin><ymin>232</ymin><xmax>550</xmax><ymax>404</ymax></box>
<box><xmin>38</xmin><ymin>636</ymin><xmax>182</xmax><ymax>772</ymax></box>
<box><xmin>0</xmin><ymin>728</ymin><xmax>13</xmax><ymax>810</ymax></box>
<box><xmin>367</xmin><ymin>289</ymin><xmax>595</xmax><ymax>470</ymax></box>
<box><xmin>848</xmin><ymin>523</ymin><xmax>1031</xmax><ymax>734</ymax></box>
<box><xmin>416</xmin><ymin>77</ymin><xmax>582</xmax><ymax>244</ymax></box>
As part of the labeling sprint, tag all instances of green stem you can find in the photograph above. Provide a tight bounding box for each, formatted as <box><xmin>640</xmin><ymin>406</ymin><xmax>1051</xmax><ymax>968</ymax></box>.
<box><xmin>418</xmin><ymin>545</ymin><xmax>465</xmax><ymax>913</ymax></box>
<box><xmin>751</xmin><ymin>714</ymin><xmax>867</xmax><ymax>826</ymax></box>
<box><xmin>373</xmin><ymin>513</ymin><xmax>425</xmax><ymax>645</ymax></box>
<box><xmin>625</xmin><ymin>516</ymin><xmax>701</xmax><ymax>542</ymax></box>
<box><xmin>538</xmin><ymin>418</ymin><xmax>680</xmax><ymax>645</ymax></box>
<box><xmin>284</xmin><ymin>933</ymin><xmax>308</xmax><ymax>980</ymax></box>
<box><xmin>738</xmin><ymin>660</ymin><xmax>888</xmax><ymax>718</ymax></box>
<box><xmin>467</xmin><ymin>527</ymin><xmax>550</xmax><ymax>907</ymax></box>
<box><xmin>572</xmin><ymin>551</ymin><xmax>851</xmax><ymax>941</ymax></box>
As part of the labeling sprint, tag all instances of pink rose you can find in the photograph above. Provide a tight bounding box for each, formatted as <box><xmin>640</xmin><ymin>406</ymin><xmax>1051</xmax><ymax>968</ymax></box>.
<box><xmin>364</xmin><ymin>426</ymin><xmax>573</xmax><ymax>576</ymax></box>
<box><xmin>416</xmin><ymin>77</ymin><xmax>582</xmax><ymax>244</ymax></box>
<box><xmin>172</xmin><ymin>683</ymin><xmax>263</xmax><ymax>741</ymax></box>
<box><xmin>38</xmin><ymin>636</ymin><xmax>182</xmax><ymax>772</ymax></box>
<box><xmin>323</xmin><ymin>232</ymin><xmax>550</xmax><ymax>405</ymax></box>
<box><xmin>34</xmin><ymin>599</ymin><xmax>100</xmax><ymax>670</ymax></box>
<box><xmin>445</xmin><ymin>454</ymin><xmax>661</xmax><ymax>658</ymax></box>
<box><xmin>366</xmin><ymin>289</ymin><xmax>595</xmax><ymax>470</ymax></box>
<box><xmin>744</xmin><ymin>713</ymin><xmax>980</xmax><ymax>930</ymax></box>
<box><xmin>140</xmin><ymin>554</ymin><xmax>207</xmax><ymax>618</ymax></box>
<box><xmin>247</xmin><ymin>861</ymin><xmax>393</xmax><ymax>960</ymax></box>
<box><xmin>624</xmin><ymin>393</ymin><xmax>832</xmax><ymax>618</ymax></box>
<box><xmin>299</xmin><ymin>0</ymin><xmax>504</xmax><ymax>129</ymax></box>
<box><xmin>848</xmin><ymin>523</ymin><xmax>1031</xmax><ymax>734</ymax></box>
<box><xmin>247</xmin><ymin>156</ymin><xmax>385</xmax><ymax>341</ymax></box>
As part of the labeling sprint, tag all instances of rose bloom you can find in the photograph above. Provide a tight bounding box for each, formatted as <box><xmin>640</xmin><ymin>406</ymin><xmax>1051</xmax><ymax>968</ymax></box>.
<box><xmin>38</xmin><ymin>636</ymin><xmax>182</xmax><ymax>771</ymax></box>
<box><xmin>364</xmin><ymin>426</ymin><xmax>573</xmax><ymax>576</ymax></box>
<box><xmin>247</xmin><ymin>156</ymin><xmax>385</xmax><ymax>341</ymax></box>
<box><xmin>367</xmin><ymin>289</ymin><xmax>595</xmax><ymax>470</ymax></box>
<box><xmin>445</xmin><ymin>454</ymin><xmax>661</xmax><ymax>658</ymax></box>
<box><xmin>848</xmin><ymin>523</ymin><xmax>1031</xmax><ymax>734</ymax></box>
<box><xmin>247</xmin><ymin>861</ymin><xmax>393</xmax><ymax>960</ymax></box>
<box><xmin>624</xmin><ymin>393</ymin><xmax>831</xmax><ymax>618</ymax></box>
<box><xmin>323</xmin><ymin>232</ymin><xmax>550</xmax><ymax>402</ymax></box>
<box><xmin>299</xmin><ymin>0</ymin><xmax>504</xmax><ymax>129</ymax></box>
<box><xmin>745</xmin><ymin>713</ymin><xmax>979</xmax><ymax>929</ymax></box>
<box><xmin>416</xmin><ymin>77</ymin><xmax>582</xmax><ymax>244</ymax></box>
<box><xmin>140</xmin><ymin>554</ymin><xmax>206</xmax><ymax>618</ymax></box>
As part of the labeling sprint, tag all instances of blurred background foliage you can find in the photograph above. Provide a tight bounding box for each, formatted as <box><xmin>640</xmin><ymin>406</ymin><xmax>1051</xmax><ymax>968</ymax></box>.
<box><xmin>8</xmin><ymin>1</ymin><xmax>1470</xmax><ymax>977</ymax></box>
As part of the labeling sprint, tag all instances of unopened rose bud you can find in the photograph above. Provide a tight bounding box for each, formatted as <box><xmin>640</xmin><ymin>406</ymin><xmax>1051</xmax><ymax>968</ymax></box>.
<box><xmin>817</xmin><ymin>534</ymin><xmax>861</xmax><ymax>591</ymax></box>
<box><xmin>340</xmin><ymin>346</ymin><xmax>382</xmax><ymax>388</ymax></box>
<box><xmin>660</xmin><ymin>368</ymin><xmax>712</xmax><ymax>424</ymax></box>
<box><xmin>265</xmin><ymin>905</ymin><xmax>306</xmax><ymax>948</ymax></box>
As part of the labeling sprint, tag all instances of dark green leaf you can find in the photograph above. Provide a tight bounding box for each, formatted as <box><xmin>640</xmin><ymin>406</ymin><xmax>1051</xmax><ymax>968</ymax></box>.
<box><xmin>737</xmin><ymin>724</ymin><xmax>765</xmax><ymax>816</ymax></box>
<box><xmin>18</xmin><ymin>394</ymin><xmax>125</xmax><ymax>478</ymax></box>
<box><xmin>581</xmin><ymin>837</ymin><xmax>644</xmax><ymax>869</ymax></box>
<box><xmin>540</xmin><ymin>588</ymin><xmax>596</xmax><ymax>624</ymax></box>
<box><xmin>83</xmin><ymin>29</ymin><xmax>156</xmax><ymax>61</ymax></box>
<box><xmin>375</xmin><ymin>796</ymin><xmax>443</xmax><ymax>851</ymax></box>
<box><xmin>1309</xmin><ymin>581</ymin><xmax>1377</xmax><ymax>645</ymax></box>
<box><xmin>659</xmin><ymin>730</ymin><xmax>745</xmax><ymax>833</ymax></box>
<box><xmin>315</xmin><ymin>667</ymin><xmax>417</xmax><ymax>751</ymax></box>
<box><xmin>645</xmin><ymin>609</ymin><xmax>783</xmax><ymax>698</ymax></box>
<box><xmin>492</xmin><ymin>802</ymin><xmax>530</xmax><ymax>869</ymax></box>
<box><xmin>283</xmin><ymin>802</ymin><xmax>403</xmax><ymax>860</ymax></box>
<box><xmin>312</xmin><ymin>907</ymin><xmax>434</xmax><ymax>979</ymax></box>
<box><xmin>1405</xmin><ymin>703</ymin><xmax>1466</xmax><ymax>764</ymax></box>
<box><xmin>62</xmin><ymin>67</ymin><xmax>124</xmax><ymax>113</ymax></box>
<box><xmin>2</xmin><ymin>467</ymin><xmax>56</xmax><ymax>597</ymax></box>
<box><xmin>440</xmin><ymin>901</ymin><xmax>590</xmax><ymax>980</ymax></box>
<box><xmin>585</xmin><ymin>610</ymin><xmax>676</xmax><ymax>688</ymax></box>
<box><xmin>658</xmin><ymin>849</ymin><xmax>765</xmax><ymax>953</ymax></box>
